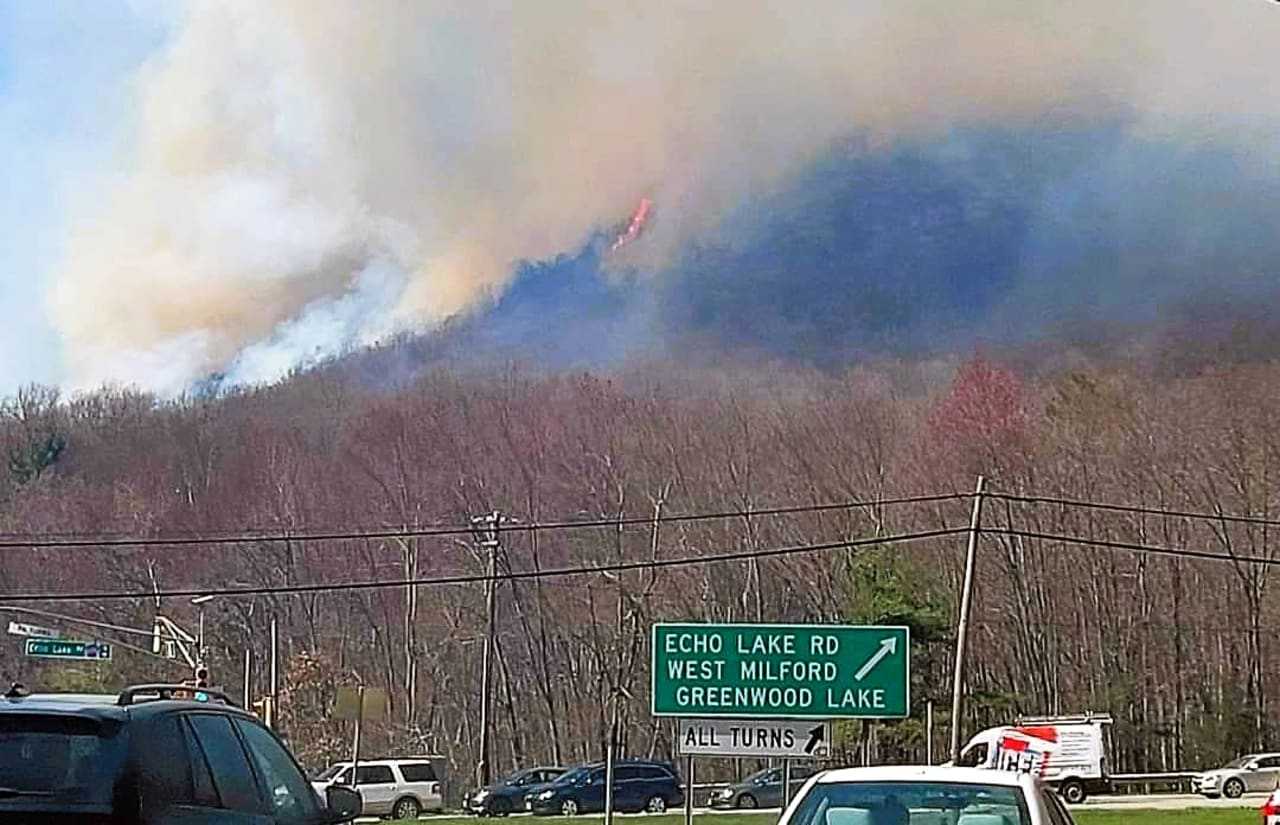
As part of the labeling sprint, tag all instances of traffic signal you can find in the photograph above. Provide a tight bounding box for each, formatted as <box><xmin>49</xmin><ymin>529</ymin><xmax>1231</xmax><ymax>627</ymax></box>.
<box><xmin>194</xmin><ymin>665</ymin><xmax>209</xmax><ymax>688</ymax></box>
<box><xmin>252</xmin><ymin>696</ymin><xmax>274</xmax><ymax>727</ymax></box>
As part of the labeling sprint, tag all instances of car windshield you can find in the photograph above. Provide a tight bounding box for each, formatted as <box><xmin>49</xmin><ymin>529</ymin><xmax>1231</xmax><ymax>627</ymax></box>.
<box><xmin>746</xmin><ymin>769</ymin><xmax>778</xmax><ymax>785</ymax></box>
<box><xmin>787</xmin><ymin>781</ymin><xmax>1031</xmax><ymax>825</ymax></box>
<box><xmin>0</xmin><ymin>714</ymin><xmax>126</xmax><ymax>809</ymax></box>
<box><xmin>1223</xmin><ymin>757</ymin><xmax>1252</xmax><ymax>769</ymax></box>
<box><xmin>315</xmin><ymin>764</ymin><xmax>348</xmax><ymax>781</ymax></box>
<box><xmin>555</xmin><ymin>768</ymin><xmax>591</xmax><ymax>786</ymax></box>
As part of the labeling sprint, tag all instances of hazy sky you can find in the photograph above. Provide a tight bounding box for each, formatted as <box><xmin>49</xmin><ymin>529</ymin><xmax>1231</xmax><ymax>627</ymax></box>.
<box><xmin>0</xmin><ymin>0</ymin><xmax>170</xmax><ymax>394</ymax></box>
<box><xmin>5</xmin><ymin>2</ymin><xmax>1279</xmax><ymax>397</ymax></box>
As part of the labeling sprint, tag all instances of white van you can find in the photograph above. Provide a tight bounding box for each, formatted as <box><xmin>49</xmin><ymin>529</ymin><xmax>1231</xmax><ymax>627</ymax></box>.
<box><xmin>955</xmin><ymin>714</ymin><xmax>1112</xmax><ymax>804</ymax></box>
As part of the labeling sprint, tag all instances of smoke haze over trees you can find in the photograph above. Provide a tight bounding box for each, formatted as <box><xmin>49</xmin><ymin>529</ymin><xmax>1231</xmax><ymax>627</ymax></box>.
<box><xmin>42</xmin><ymin>1</ymin><xmax>1280</xmax><ymax>393</ymax></box>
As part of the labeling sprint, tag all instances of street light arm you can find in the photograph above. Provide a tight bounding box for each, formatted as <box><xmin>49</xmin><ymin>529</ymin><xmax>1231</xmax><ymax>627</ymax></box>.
<box><xmin>0</xmin><ymin>605</ymin><xmax>156</xmax><ymax>638</ymax></box>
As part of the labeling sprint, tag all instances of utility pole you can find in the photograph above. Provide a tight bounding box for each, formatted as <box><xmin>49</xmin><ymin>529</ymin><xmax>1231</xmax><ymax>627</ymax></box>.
<box><xmin>950</xmin><ymin>475</ymin><xmax>987</xmax><ymax>762</ymax></box>
<box><xmin>472</xmin><ymin>510</ymin><xmax>512</xmax><ymax>788</ymax></box>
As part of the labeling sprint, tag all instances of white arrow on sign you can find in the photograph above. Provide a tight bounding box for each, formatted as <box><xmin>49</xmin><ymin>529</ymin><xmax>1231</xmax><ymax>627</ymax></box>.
<box><xmin>853</xmin><ymin>637</ymin><xmax>898</xmax><ymax>682</ymax></box>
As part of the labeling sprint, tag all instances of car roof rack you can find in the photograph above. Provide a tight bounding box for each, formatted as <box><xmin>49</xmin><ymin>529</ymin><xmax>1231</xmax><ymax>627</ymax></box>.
<box><xmin>1016</xmin><ymin>713</ymin><xmax>1114</xmax><ymax>725</ymax></box>
<box><xmin>117</xmin><ymin>683</ymin><xmax>236</xmax><ymax>707</ymax></box>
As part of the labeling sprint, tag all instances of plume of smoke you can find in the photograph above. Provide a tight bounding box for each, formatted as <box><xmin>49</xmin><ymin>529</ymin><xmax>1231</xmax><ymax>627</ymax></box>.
<box><xmin>221</xmin><ymin>258</ymin><xmax>407</xmax><ymax>386</ymax></box>
<box><xmin>50</xmin><ymin>0</ymin><xmax>1280</xmax><ymax>390</ymax></box>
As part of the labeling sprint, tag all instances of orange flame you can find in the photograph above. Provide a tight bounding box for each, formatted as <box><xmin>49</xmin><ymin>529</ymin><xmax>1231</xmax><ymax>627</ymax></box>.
<box><xmin>609</xmin><ymin>197</ymin><xmax>653</xmax><ymax>252</ymax></box>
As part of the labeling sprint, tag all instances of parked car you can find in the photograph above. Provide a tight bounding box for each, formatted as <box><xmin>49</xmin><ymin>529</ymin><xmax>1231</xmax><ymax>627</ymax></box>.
<box><xmin>311</xmin><ymin>757</ymin><xmax>443</xmax><ymax>820</ymax></box>
<box><xmin>778</xmin><ymin>765</ymin><xmax>1076</xmax><ymax>825</ymax></box>
<box><xmin>466</xmin><ymin>765</ymin><xmax>566</xmax><ymax>815</ymax></box>
<box><xmin>1194</xmin><ymin>753</ymin><xmax>1280</xmax><ymax>799</ymax></box>
<box><xmin>529</xmin><ymin>760</ymin><xmax>684</xmax><ymax>816</ymax></box>
<box><xmin>709</xmin><ymin>765</ymin><xmax>818</xmax><ymax>809</ymax></box>
<box><xmin>0</xmin><ymin>681</ymin><xmax>361</xmax><ymax>824</ymax></box>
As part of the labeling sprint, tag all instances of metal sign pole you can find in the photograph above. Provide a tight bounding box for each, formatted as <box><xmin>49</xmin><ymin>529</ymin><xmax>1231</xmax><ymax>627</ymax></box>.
<box><xmin>926</xmin><ymin>701</ymin><xmax>934</xmax><ymax>765</ymax></box>
<box><xmin>684</xmin><ymin>756</ymin><xmax>694</xmax><ymax>825</ymax></box>
<box><xmin>782</xmin><ymin>758</ymin><xmax>792</xmax><ymax>810</ymax></box>
<box><xmin>242</xmin><ymin>648</ymin><xmax>252</xmax><ymax>708</ymax></box>
<box><xmin>269</xmin><ymin>617</ymin><xmax>279</xmax><ymax>730</ymax></box>
<box><xmin>604</xmin><ymin>705</ymin><xmax>617</xmax><ymax>825</ymax></box>
<box><xmin>350</xmin><ymin>685</ymin><xmax>364</xmax><ymax>789</ymax></box>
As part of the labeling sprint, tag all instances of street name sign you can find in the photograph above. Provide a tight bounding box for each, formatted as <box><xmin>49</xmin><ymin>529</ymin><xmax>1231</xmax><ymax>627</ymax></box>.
<box><xmin>7</xmin><ymin>621</ymin><xmax>60</xmax><ymax>638</ymax></box>
<box><xmin>652</xmin><ymin>623</ymin><xmax>909</xmax><ymax>719</ymax></box>
<box><xmin>678</xmin><ymin>718</ymin><xmax>831</xmax><ymax>758</ymax></box>
<box><xmin>333</xmin><ymin>686</ymin><xmax>388</xmax><ymax>722</ymax></box>
<box><xmin>24</xmin><ymin>639</ymin><xmax>112</xmax><ymax>661</ymax></box>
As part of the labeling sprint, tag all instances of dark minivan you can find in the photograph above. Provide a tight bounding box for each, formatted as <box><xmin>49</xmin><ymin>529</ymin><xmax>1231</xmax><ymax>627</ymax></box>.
<box><xmin>465</xmin><ymin>766</ymin><xmax>565</xmax><ymax>815</ymax></box>
<box><xmin>0</xmin><ymin>682</ymin><xmax>361</xmax><ymax>824</ymax></box>
<box><xmin>529</xmin><ymin>760</ymin><xmax>683</xmax><ymax>816</ymax></box>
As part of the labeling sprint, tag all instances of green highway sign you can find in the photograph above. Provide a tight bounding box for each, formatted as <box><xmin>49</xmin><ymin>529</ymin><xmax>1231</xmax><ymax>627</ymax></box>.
<box><xmin>24</xmin><ymin>638</ymin><xmax>113</xmax><ymax>661</ymax></box>
<box><xmin>651</xmin><ymin>623</ymin><xmax>909</xmax><ymax>719</ymax></box>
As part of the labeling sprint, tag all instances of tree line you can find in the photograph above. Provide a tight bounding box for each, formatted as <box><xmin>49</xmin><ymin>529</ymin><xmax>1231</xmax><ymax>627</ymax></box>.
<box><xmin>2</xmin><ymin>354</ymin><xmax>1278</xmax><ymax>788</ymax></box>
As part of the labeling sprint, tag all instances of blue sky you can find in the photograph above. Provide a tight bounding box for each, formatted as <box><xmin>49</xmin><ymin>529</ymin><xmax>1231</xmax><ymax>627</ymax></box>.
<box><xmin>0</xmin><ymin>0</ymin><xmax>170</xmax><ymax>395</ymax></box>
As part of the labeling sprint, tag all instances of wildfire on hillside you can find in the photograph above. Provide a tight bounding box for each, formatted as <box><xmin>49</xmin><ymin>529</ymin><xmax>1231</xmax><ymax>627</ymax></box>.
<box><xmin>609</xmin><ymin>198</ymin><xmax>653</xmax><ymax>253</ymax></box>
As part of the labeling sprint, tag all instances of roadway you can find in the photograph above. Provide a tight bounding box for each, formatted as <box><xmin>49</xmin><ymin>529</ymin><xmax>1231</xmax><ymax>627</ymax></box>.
<box><xmin>1080</xmin><ymin>792</ymin><xmax>1263</xmax><ymax>811</ymax></box>
<box><xmin>381</xmin><ymin>792</ymin><xmax>1268</xmax><ymax>822</ymax></box>
<box><xmin>692</xmin><ymin>793</ymin><xmax>1266</xmax><ymax>813</ymax></box>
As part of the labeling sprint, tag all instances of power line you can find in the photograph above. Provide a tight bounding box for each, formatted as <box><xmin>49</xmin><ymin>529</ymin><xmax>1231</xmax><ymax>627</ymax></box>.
<box><xmin>0</xmin><ymin>527</ymin><xmax>968</xmax><ymax>603</ymax></box>
<box><xmin>9</xmin><ymin>489</ymin><xmax>1280</xmax><ymax>551</ymax></box>
<box><xmin>983</xmin><ymin>527</ymin><xmax>1280</xmax><ymax>567</ymax></box>
<box><xmin>7</xmin><ymin>525</ymin><xmax>1278</xmax><ymax>605</ymax></box>
<box><xmin>974</xmin><ymin>617</ymin><xmax>1280</xmax><ymax>638</ymax></box>
<box><xmin>0</xmin><ymin>492</ymin><xmax>967</xmax><ymax>550</ymax></box>
<box><xmin>989</xmin><ymin>492</ymin><xmax>1280</xmax><ymax>529</ymax></box>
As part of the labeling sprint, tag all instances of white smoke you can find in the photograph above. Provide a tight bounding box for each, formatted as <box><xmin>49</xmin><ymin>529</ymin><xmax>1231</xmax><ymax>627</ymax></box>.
<box><xmin>49</xmin><ymin>0</ymin><xmax>1280</xmax><ymax>391</ymax></box>
<box><xmin>222</xmin><ymin>258</ymin><xmax>407</xmax><ymax>386</ymax></box>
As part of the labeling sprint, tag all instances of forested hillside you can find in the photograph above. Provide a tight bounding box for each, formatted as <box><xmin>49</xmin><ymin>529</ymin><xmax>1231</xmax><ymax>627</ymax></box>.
<box><xmin>2</xmin><ymin>353</ymin><xmax>1278</xmax><ymax>781</ymax></box>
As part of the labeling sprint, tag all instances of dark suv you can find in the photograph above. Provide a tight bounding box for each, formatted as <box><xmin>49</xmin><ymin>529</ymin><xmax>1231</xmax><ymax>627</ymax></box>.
<box><xmin>0</xmin><ymin>682</ymin><xmax>361</xmax><ymax>824</ymax></box>
<box><xmin>529</xmin><ymin>759</ymin><xmax>683</xmax><ymax>816</ymax></box>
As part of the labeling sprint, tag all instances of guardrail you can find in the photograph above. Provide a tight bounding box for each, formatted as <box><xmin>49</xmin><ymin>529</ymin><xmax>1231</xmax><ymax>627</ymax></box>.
<box><xmin>1110</xmin><ymin>772</ymin><xmax>1198</xmax><ymax>794</ymax></box>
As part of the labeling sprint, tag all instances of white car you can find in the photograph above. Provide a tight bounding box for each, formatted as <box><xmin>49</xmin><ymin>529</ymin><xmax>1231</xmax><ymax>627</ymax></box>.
<box><xmin>778</xmin><ymin>765</ymin><xmax>1076</xmax><ymax>825</ymax></box>
<box><xmin>312</xmin><ymin>758</ymin><xmax>443</xmax><ymax>820</ymax></box>
<box><xmin>1194</xmin><ymin>753</ymin><xmax>1280</xmax><ymax>798</ymax></box>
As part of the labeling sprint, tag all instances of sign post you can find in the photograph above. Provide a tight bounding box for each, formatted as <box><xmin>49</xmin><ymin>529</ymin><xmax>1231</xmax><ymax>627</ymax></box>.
<box><xmin>683</xmin><ymin>755</ymin><xmax>693</xmax><ymax>825</ymax></box>
<box><xmin>24</xmin><ymin>639</ymin><xmax>112</xmax><ymax>661</ymax></box>
<box><xmin>652</xmin><ymin>624</ymin><xmax>910</xmax><ymax>719</ymax></box>
<box><xmin>350</xmin><ymin>686</ymin><xmax>364</xmax><ymax>789</ymax></box>
<box><xmin>333</xmin><ymin>686</ymin><xmax>387</xmax><ymax>791</ymax></box>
